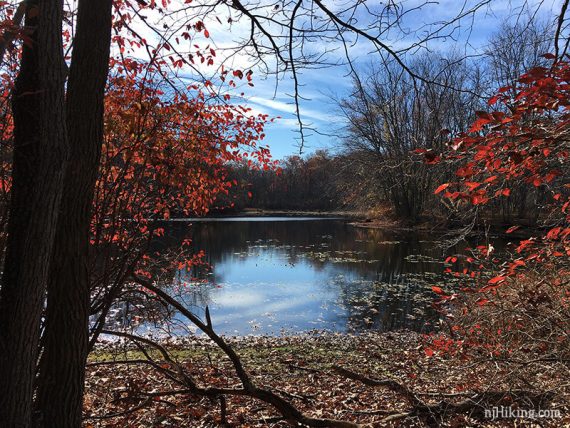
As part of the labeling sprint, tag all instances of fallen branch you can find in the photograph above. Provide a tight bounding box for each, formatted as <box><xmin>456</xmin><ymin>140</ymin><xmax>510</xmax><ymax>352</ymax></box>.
<box><xmin>333</xmin><ymin>365</ymin><xmax>555</xmax><ymax>421</ymax></box>
<box><xmin>101</xmin><ymin>277</ymin><xmax>363</xmax><ymax>428</ymax></box>
<box><xmin>333</xmin><ymin>365</ymin><xmax>423</xmax><ymax>407</ymax></box>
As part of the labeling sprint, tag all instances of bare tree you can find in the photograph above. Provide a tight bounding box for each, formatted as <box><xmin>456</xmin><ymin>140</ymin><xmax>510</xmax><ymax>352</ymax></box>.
<box><xmin>485</xmin><ymin>16</ymin><xmax>553</xmax><ymax>94</ymax></box>
<box><xmin>129</xmin><ymin>0</ymin><xmax>494</xmax><ymax>150</ymax></box>
<box><xmin>339</xmin><ymin>54</ymin><xmax>483</xmax><ymax>221</ymax></box>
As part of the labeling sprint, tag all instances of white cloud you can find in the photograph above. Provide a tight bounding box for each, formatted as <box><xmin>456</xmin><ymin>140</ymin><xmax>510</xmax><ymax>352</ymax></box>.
<box><xmin>248</xmin><ymin>96</ymin><xmax>335</xmax><ymax>123</ymax></box>
<box><xmin>115</xmin><ymin>0</ymin><xmax>563</xmax><ymax>157</ymax></box>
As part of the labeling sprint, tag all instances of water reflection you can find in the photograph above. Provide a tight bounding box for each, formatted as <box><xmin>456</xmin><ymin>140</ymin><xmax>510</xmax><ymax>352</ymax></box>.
<box><xmin>162</xmin><ymin>218</ymin><xmax>462</xmax><ymax>335</ymax></box>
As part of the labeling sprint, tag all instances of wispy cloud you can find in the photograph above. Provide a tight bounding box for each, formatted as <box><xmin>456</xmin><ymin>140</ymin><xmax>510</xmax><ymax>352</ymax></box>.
<box><xmin>121</xmin><ymin>0</ymin><xmax>561</xmax><ymax>159</ymax></box>
<box><xmin>248</xmin><ymin>96</ymin><xmax>335</xmax><ymax>123</ymax></box>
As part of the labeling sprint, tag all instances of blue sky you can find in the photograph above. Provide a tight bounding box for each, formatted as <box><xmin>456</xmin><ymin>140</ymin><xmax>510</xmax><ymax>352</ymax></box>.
<box><xmin>226</xmin><ymin>0</ymin><xmax>563</xmax><ymax>159</ymax></box>
<box><xmin>132</xmin><ymin>0</ymin><xmax>563</xmax><ymax>160</ymax></box>
<box><xmin>241</xmin><ymin>69</ymin><xmax>350</xmax><ymax>158</ymax></box>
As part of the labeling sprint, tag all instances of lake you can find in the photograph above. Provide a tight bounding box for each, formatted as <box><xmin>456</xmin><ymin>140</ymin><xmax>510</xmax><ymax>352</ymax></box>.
<box><xmin>139</xmin><ymin>217</ymin><xmax>475</xmax><ymax>336</ymax></box>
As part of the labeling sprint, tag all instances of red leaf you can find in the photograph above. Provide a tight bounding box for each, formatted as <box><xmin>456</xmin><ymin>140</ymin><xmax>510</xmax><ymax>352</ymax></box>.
<box><xmin>456</xmin><ymin>165</ymin><xmax>474</xmax><ymax>178</ymax></box>
<box><xmin>488</xmin><ymin>276</ymin><xmax>506</xmax><ymax>285</ymax></box>
<box><xmin>475</xmin><ymin>111</ymin><xmax>493</xmax><ymax>120</ymax></box>
<box><xmin>434</xmin><ymin>183</ymin><xmax>451</xmax><ymax>194</ymax></box>
<box><xmin>505</xmin><ymin>225</ymin><xmax>520</xmax><ymax>234</ymax></box>
<box><xmin>546</xmin><ymin>227</ymin><xmax>561</xmax><ymax>239</ymax></box>
<box><xmin>468</xmin><ymin>112</ymin><xmax>494</xmax><ymax>132</ymax></box>
<box><xmin>488</xmin><ymin>95</ymin><xmax>500</xmax><ymax>105</ymax></box>
<box><xmin>464</xmin><ymin>181</ymin><xmax>481</xmax><ymax>191</ymax></box>
<box><xmin>471</xmin><ymin>193</ymin><xmax>489</xmax><ymax>205</ymax></box>
<box><xmin>432</xmin><ymin>286</ymin><xmax>445</xmax><ymax>295</ymax></box>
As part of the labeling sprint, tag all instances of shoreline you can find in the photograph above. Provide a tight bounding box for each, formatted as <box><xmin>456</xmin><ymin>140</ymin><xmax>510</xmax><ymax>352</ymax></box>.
<box><xmin>200</xmin><ymin>208</ymin><xmax>540</xmax><ymax>238</ymax></box>
<box><xmin>208</xmin><ymin>208</ymin><xmax>365</xmax><ymax>218</ymax></box>
<box><xmin>92</xmin><ymin>329</ymin><xmax>422</xmax><ymax>353</ymax></box>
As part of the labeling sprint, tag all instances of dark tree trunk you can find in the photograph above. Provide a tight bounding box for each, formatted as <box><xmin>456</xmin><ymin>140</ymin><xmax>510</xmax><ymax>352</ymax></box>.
<box><xmin>0</xmin><ymin>0</ymin><xmax>68</xmax><ymax>425</ymax></box>
<box><xmin>34</xmin><ymin>0</ymin><xmax>113</xmax><ymax>426</ymax></box>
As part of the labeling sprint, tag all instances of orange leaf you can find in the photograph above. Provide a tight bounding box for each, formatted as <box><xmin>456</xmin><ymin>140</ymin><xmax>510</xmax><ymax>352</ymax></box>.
<box><xmin>488</xmin><ymin>276</ymin><xmax>506</xmax><ymax>285</ymax></box>
<box><xmin>432</xmin><ymin>286</ymin><xmax>445</xmax><ymax>295</ymax></box>
<box><xmin>434</xmin><ymin>183</ymin><xmax>451</xmax><ymax>194</ymax></box>
<box><xmin>464</xmin><ymin>181</ymin><xmax>481</xmax><ymax>191</ymax></box>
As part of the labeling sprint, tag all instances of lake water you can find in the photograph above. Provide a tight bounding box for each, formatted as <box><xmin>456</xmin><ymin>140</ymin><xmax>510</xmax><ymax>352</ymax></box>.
<box><xmin>144</xmin><ymin>217</ymin><xmax>472</xmax><ymax>336</ymax></box>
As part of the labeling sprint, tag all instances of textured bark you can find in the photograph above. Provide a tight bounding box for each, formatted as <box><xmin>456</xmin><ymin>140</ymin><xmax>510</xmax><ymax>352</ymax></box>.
<box><xmin>0</xmin><ymin>0</ymin><xmax>68</xmax><ymax>425</ymax></box>
<box><xmin>34</xmin><ymin>0</ymin><xmax>113</xmax><ymax>426</ymax></box>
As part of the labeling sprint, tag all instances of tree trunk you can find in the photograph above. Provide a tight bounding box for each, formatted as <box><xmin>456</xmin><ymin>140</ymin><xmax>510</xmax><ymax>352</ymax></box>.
<box><xmin>0</xmin><ymin>0</ymin><xmax>68</xmax><ymax>425</ymax></box>
<box><xmin>34</xmin><ymin>0</ymin><xmax>113</xmax><ymax>426</ymax></box>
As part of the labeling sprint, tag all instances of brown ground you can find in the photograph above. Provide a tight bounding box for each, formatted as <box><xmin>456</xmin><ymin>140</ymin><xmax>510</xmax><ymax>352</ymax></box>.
<box><xmin>84</xmin><ymin>332</ymin><xmax>569</xmax><ymax>427</ymax></box>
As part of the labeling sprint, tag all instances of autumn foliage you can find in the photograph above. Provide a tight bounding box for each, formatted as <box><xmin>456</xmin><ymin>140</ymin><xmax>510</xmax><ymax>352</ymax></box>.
<box><xmin>94</xmin><ymin>62</ymin><xmax>271</xmax><ymax>238</ymax></box>
<box><xmin>85</xmin><ymin>60</ymin><xmax>276</xmax><ymax>328</ymax></box>
<box><xmin>423</xmin><ymin>58</ymin><xmax>570</xmax><ymax>362</ymax></box>
<box><xmin>0</xmin><ymin>1</ymin><xmax>277</xmax><ymax>338</ymax></box>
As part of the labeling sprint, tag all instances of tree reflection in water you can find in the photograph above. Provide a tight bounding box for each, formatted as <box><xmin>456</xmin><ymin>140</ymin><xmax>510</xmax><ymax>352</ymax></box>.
<box><xmin>130</xmin><ymin>218</ymin><xmax>496</xmax><ymax>336</ymax></box>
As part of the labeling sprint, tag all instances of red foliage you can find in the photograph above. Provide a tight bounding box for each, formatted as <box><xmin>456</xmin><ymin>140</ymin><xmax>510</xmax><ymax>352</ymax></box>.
<box><xmin>432</xmin><ymin>58</ymin><xmax>570</xmax><ymax>281</ymax></box>
<box><xmin>89</xmin><ymin>57</ymin><xmax>274</xmax><ymax>285</ymax></box>
<box><xmin>0</xmin><ymin>0</ymin><xmax>276</xmax><ymax>289</ymax></box>
<box><xmin>423</xmin><ymin>58</ymin><xmax>570</xmax><ymax>357</ymax></box>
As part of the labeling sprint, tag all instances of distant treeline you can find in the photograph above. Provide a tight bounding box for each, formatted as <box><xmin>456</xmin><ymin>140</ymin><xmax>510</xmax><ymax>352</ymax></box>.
<box><xmin>220</xmin><ymin>18</ymin><xmax>561</xmax><ymax>225</ymax></box>
<box><xmin>220</xmin><ymin>151</ymin><xmax>345</xmax><ymax>211</ymax></box>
